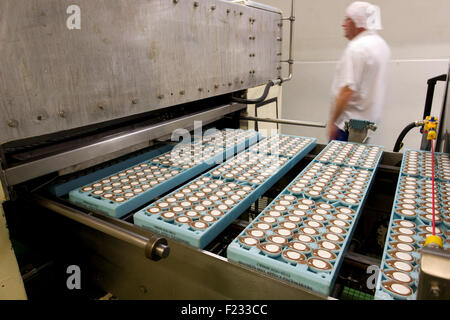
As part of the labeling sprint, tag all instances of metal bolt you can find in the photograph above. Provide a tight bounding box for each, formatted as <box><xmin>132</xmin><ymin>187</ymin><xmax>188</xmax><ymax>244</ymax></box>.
<box><xmin>193</xmin><ymin>2</ymin><xmax>199</xmax><ymax>8</ymax></box>
<box><xmin>277</xmin><ymin>66</ymin><xmax>282</xmax><ymax>70</ymax></box>
<box><xmin>226</xmin><ymin>9</ymin><xmax>230</xmax><ymax>14</ymax></box>
<box><xmin>173</xmin><ymin>0</ymin><xmax>178</xmax><ymax>3</ymax></box>
<box><xmin>198</xmin><ymin>88</ymin><xmax>203</xmax><ymax>92</ymax></box>
<box><xmin>157</xmin><ymin>94</ymin><xmax>164</xmax><ymax>100</ymax></box>
<box><xmin>277</xmin><ymin>37</ymin><xmax>282</xmax><ymax>41</ymax></box>
<box><xmin>179</xmin><ymin>90</ymin><xmax>185</xmax><ymax>95</ymax></box>
<box><xmin>277</xmin><ymin>52</ymin><xmax>282</xmax><ymax>56</ymax></box>
<box><xmin>7</xmin><ymin>119</ymin><xmax>18</xmax><ymax>128</ymax></box>
<box><xmin>211</xmin><ymin>6</ymin><xmax>216</xmax><ymax>11</ymax></box>
<box><xmin>58</xmin><ymin>111</ymin><xmax>66</xmax><ymax>118</ymax></box>
<box><xmin>214</xmin><ymin>84</ymin><xmax>219</xmax><ymax>89</ymax></box>
<box><xmin>240</xmin><ymin>80</ymin><xmax>244</xmax><ymax>84</ymax></box>
<box><xmin>228</xmin><ymin>82</ymin><xmax>232</xmax><ymax>87</ymax></box>
<box><xmin>97</xmin><ymin>104</ymin><xmax>104</xmax><ymax>110</ymax></box>
<box><xmin>131</xmin><ymin>98</ymin><xmax>138</xmax><ymax>105</ymax></box>
<box><xmin>240</xmin><ymin>12</ymin><xmax>243</xmax><ymax>16</ymax></box>
<box><xmin>278</xmin><ymin>23</ymin><xmax>283</xmax><ymax>27</ymax></box>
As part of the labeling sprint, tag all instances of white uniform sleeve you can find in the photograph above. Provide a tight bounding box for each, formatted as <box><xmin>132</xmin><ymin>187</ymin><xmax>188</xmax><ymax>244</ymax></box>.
<box><xmin>339</xmin><ymin>46</ymin><xmax>366</xmax><ymax>92</ymax></box>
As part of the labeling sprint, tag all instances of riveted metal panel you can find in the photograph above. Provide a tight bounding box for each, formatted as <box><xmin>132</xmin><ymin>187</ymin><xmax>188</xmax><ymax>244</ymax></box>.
<box><xmin>0</xmin><ymin>0</ymin><xmax>282</xmax><ymax>144</ymax></box>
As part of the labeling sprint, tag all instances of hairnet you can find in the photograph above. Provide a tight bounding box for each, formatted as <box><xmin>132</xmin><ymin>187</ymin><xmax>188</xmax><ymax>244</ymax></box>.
<box><xmin>345</xmin><ymin>1</ymin><xmax>382</xmax><ymax>30</ymax></box>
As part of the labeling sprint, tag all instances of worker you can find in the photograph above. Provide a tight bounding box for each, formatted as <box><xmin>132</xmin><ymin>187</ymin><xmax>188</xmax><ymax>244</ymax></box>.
<box><xmin>327</xmin><ymin>1</ymin><xmax>391</xmax><ymax>142</ymax></box>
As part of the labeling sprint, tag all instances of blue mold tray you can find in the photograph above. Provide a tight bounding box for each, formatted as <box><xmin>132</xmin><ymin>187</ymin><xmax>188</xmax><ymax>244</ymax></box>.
<box><xmin>400</xmin><ymin>149</ymin><xmax>450</xmax><ymax>181</ymax></box>
<box><xmin>314</xmin><ymin>140</ymin><xmax>383</xmax><ymax>169</ymax></box>
<box><xmin>47</xmin><ymin>144</ymin><xmax>174</xmax><ymax>197</ymax></box>
<box><xmin>133</xmin><ymin>135</ymin><xmax>317</xmax><ymax>248</ymax></box>
<box><xmin>68</xmin><ymin>129</ymin><xmax>261</xmax><ymax>218</ymax></box>
<box><xmin>247</xmin><ymin>134</ymin><xmax>316</xmax><ymax>158</ymax></box>
<box><xmin>375</xmin><ymin>149</ymin><xmax>450</xmax><ymax>300</ymax></box>
<box><xmin>227</xmin><ymin>141</ymin><xmax>384</xmax><ymax>296</ymax></box>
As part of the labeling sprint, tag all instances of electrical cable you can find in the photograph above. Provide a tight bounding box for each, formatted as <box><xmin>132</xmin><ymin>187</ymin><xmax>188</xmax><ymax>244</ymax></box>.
<box><xmin>231</xmin><ymin>80</ymin><xmax>275</xmax><ymax>104</ymax></box>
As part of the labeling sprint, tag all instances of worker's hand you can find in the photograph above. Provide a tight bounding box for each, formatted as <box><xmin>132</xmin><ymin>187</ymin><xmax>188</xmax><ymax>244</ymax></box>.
<box><xmin>327</xmin><ymin>122</ymin><xmax>338</xmax><ymax>142</ymax></box>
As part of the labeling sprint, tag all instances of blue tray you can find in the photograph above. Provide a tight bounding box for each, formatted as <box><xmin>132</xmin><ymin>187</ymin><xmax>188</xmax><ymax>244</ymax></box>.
<box><xmin>227</xmin><ymin>141</ymin><xmax>384</xmax><ymax>296</ymax></box>
<box><xmin>399</xmin><ymin>149</ymin><xmax>450</xmax><ymax>181</ymax></box>
<box><xmin>68</xmin><ymin>129</ymin><xmax>261</xmax><ymax>218</ymax></box>
<box><xmin>133</xmin><ymin>135</ymin><xmax>317</xmax><ymax>248</ymax></box>
<box><xmin>247</xmin><ymin>134</ymin><xmax>316</xmax><ymax>158</ymax></box>
<box><xmin>375</xmin><ymin>149</ymin><xmax>449</xmax><ymax>300</ymax></box>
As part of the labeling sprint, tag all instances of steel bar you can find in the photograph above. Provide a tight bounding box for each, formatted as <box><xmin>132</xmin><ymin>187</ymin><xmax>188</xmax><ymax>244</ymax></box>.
<box><xmin>281</xmin><ymin>0</ymin><xmax>295</xmax><ymax>83</ymax></box>
<box><xmin>241</xmin><ymin>115</ymin><xmax>326</xmax><ymax>128</ymax></box>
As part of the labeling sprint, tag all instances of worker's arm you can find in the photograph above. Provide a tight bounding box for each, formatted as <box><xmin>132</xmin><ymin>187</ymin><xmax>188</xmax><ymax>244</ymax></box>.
<box><xmin>327</xmin><ymin>85</ymin><xmax>354</xmax><ymax>140</ymax></box>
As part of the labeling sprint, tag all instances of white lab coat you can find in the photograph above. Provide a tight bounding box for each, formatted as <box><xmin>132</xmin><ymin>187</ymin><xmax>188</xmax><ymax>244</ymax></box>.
<box><xmin>331</xmin><ymin>30</ymin><xmax>391</xmax><ymax>130</ymax></box>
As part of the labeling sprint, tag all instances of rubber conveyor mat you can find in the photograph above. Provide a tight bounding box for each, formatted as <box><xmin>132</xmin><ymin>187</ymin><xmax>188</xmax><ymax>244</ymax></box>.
<box><xmin>227</xmin><ymin>141</ymin><xmax>383</xmax><ymax>296</ymax></box>
<box><xmin>66</xmin><ymin>129</ymin><xmax>260</xmax><ymax>218</ymax></box>
<box><xmin>375</xmin><ymin>149</ymin><xmax>450</xmax><ymax>300</ymax></box>
<box><xmin>133</xmin><ymin>135</ymin><xmax>316</xmax><ymax>249</ymax></box>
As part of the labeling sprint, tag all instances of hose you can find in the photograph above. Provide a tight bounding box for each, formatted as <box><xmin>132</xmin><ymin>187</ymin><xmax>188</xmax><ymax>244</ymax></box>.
<box><xmin>393</xmin><ymin>122</ymin><xmax>419</xmax><ymax>152</ymax></box>
<box><xmin>231</xmin><ymin>80</ymin><xmax>275</xmax><ymax>104</ymax></box>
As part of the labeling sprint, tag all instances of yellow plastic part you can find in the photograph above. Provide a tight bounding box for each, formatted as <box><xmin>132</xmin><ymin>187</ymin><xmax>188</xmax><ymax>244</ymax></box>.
<box><xmin>424</xmin><ymin>116</ymin><xmax>438</xmax><ymax>141</ymax></box>
<box><xmin>424</xmin><ymin>234</ymin><xmax>444</xmax><ymax>249</ymax></box>
<box><xmin>427</xmin><ymin>130</ymin><xmax>437</xmax><ymax>140</ymax></box>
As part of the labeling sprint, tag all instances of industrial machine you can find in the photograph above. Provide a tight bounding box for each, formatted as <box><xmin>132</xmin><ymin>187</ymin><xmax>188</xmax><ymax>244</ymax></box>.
<box><xmin>1</xmin><ymin>0</ymin><xmax>449</xmax><ymax>301</ymax></box>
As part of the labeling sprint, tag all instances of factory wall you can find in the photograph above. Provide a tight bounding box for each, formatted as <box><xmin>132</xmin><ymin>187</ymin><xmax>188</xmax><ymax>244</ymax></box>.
<box><xmin>254</xmin><ymin>0</ymin><xmax>450</xmax><ymax>150</ymax></box>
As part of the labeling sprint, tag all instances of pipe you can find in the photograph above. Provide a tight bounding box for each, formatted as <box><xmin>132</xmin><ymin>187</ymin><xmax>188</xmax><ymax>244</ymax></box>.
<box><xmin>393</xmin><ymin>121</ymin><xmax>423</xmax><ymax>152</ymax></box>
<box><xmin>32</xmin><ymin>195</ymin><xmax>170</xmax><ymax>261</ymax></box>
<box><xmin>241</xmin><ymin>115</ymin><xmax>327</xmax><ymax>128</ymax></box>
<box><xmin>231</xmin><ymin>80</ymin><xmax>275</xmax><ymax>104</ymax></box>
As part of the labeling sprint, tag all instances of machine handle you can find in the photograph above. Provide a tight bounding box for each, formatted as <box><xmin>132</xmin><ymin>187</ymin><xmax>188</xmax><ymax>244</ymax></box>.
<box><xmin>32</xmin><ymin>195</ymin><xmax>170</xmax><ymax>261</ymax></box>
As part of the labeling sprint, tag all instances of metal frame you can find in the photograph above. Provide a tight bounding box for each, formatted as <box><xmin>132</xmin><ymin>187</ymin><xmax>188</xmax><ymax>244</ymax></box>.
<box><xmin>0</xmin><ymin>0</ymin><xmax>282</xmax><ymax>144</ymax></box>
<box><xmin>417</xmin><ymin>246</ymin><xmax>450</xmax><ymax>299</ymax></box>
<box><xmin>33</xmin><ymin>195</ymin><xmax>170</xmax><ymax>261</ymax></box>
